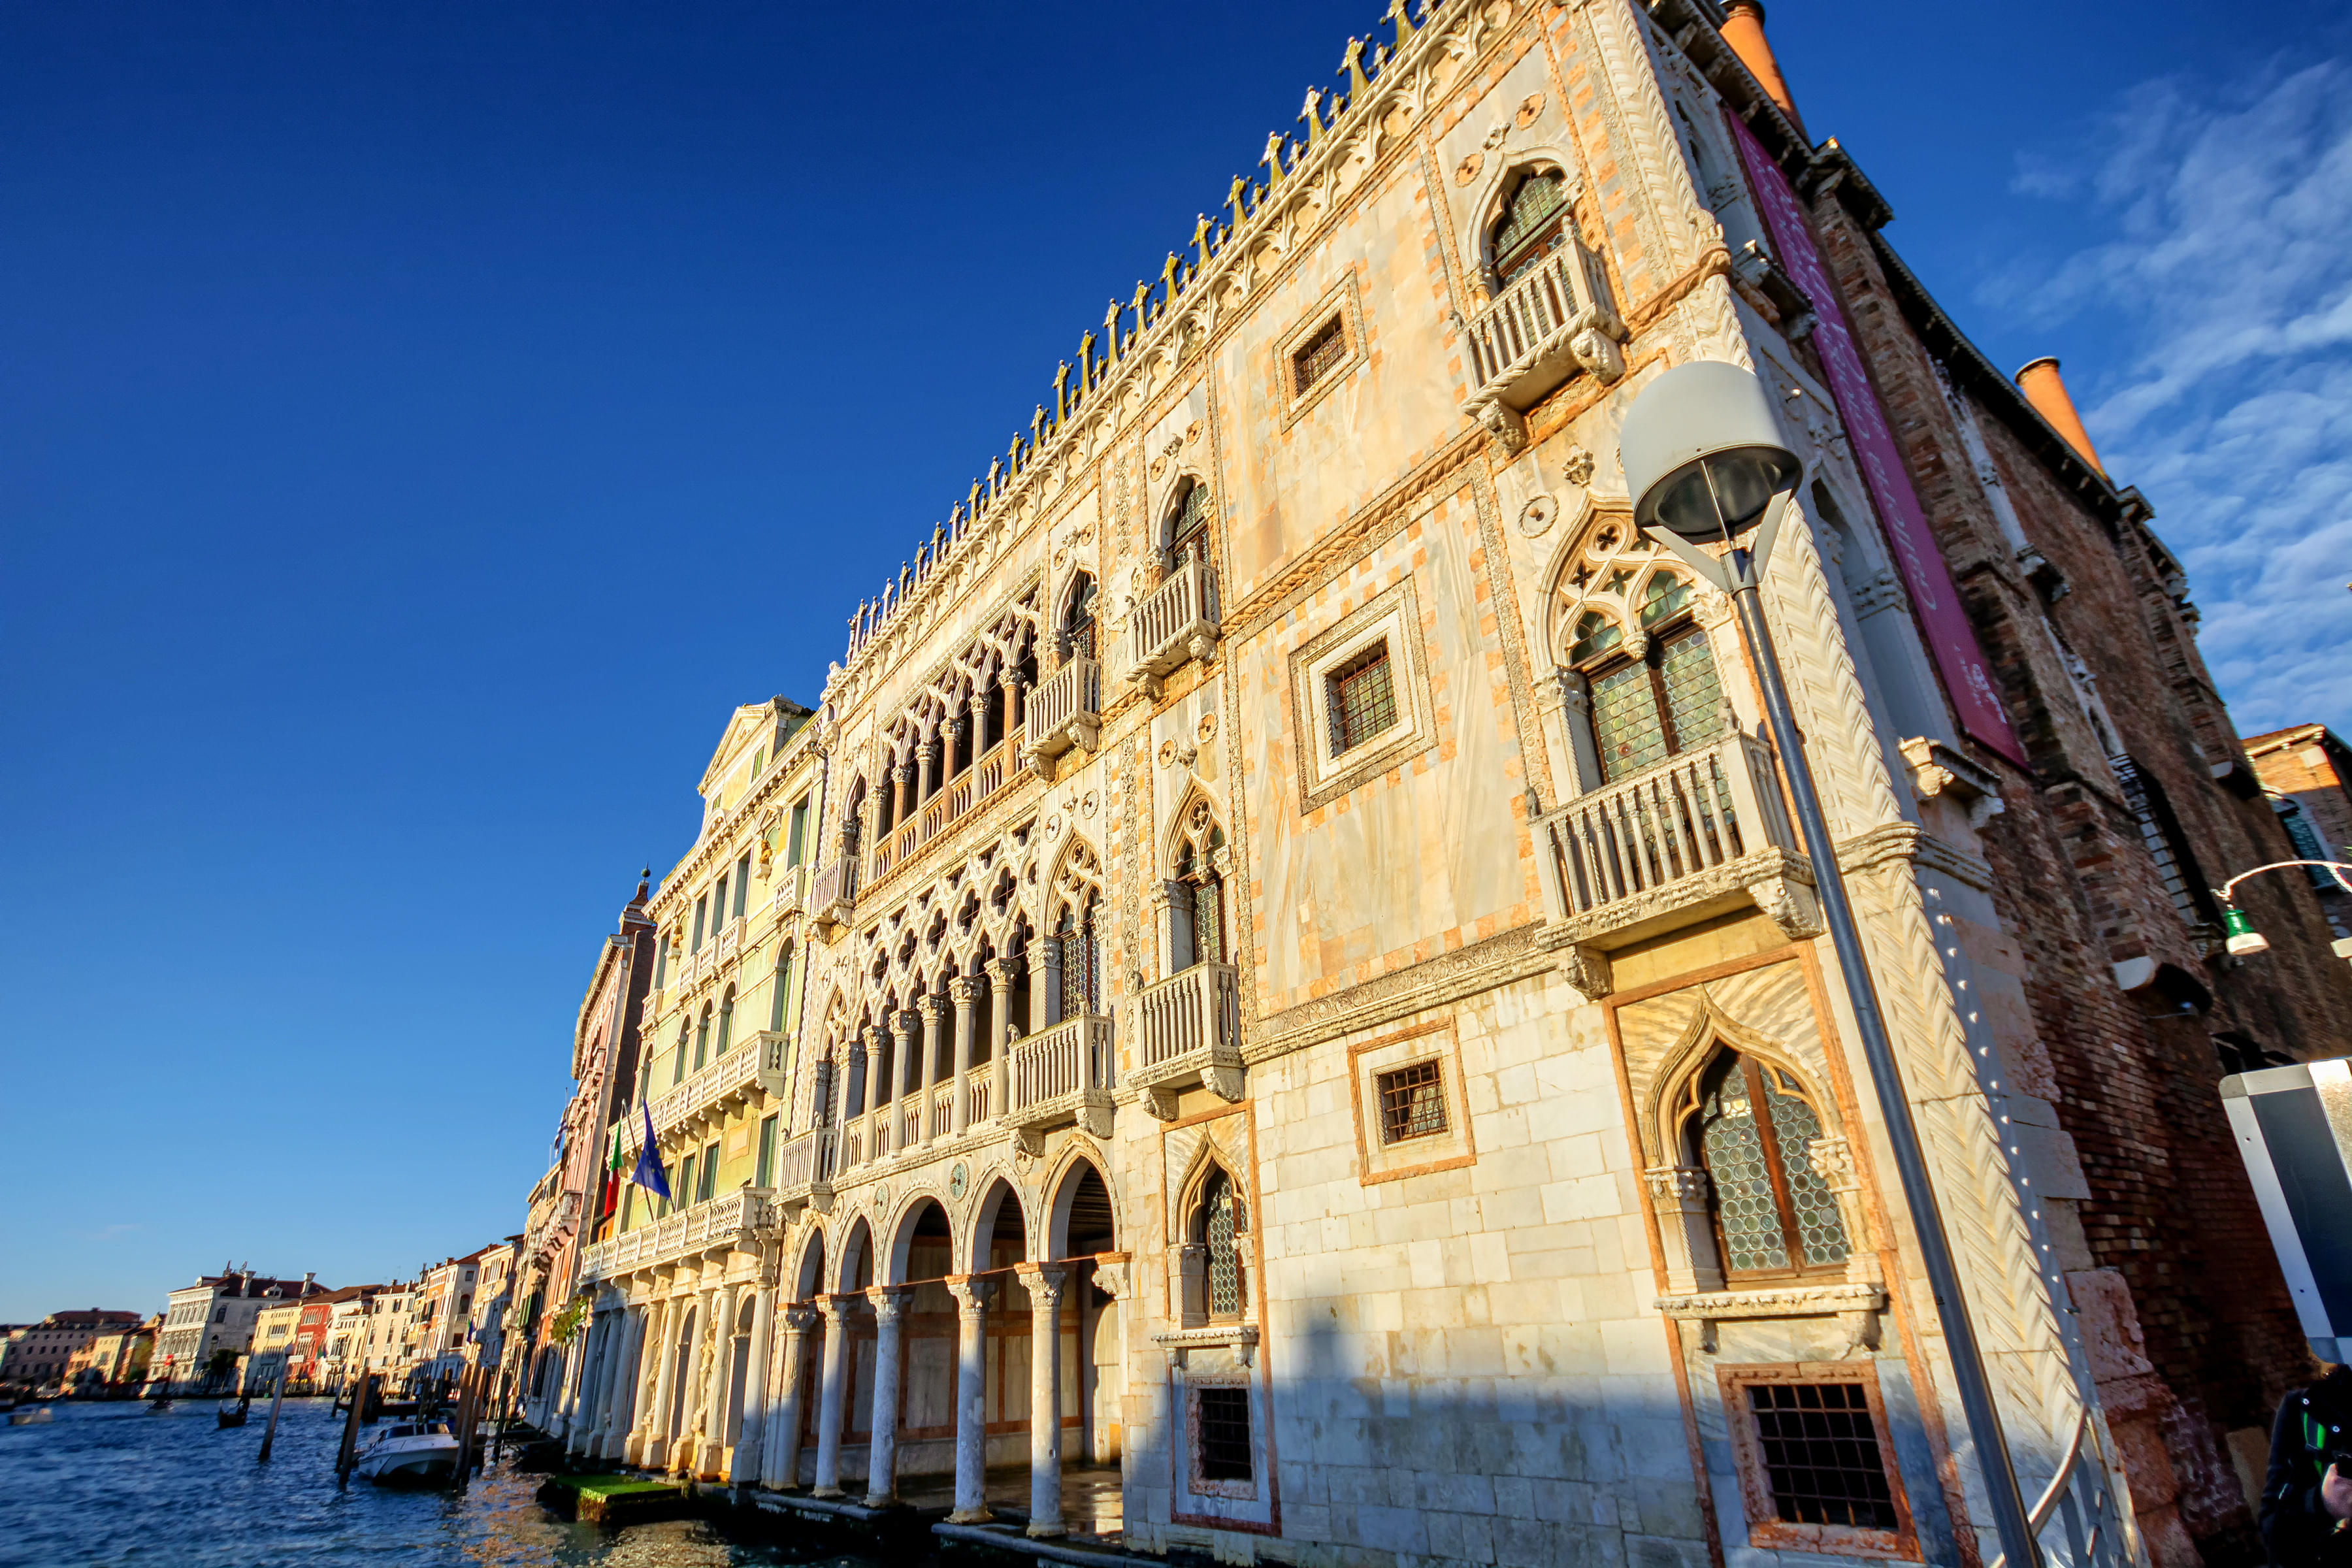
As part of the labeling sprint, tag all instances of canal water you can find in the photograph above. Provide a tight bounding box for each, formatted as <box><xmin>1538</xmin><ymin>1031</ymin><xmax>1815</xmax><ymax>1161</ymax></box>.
<box><xmin>0</xmin><ymin>1399</ymin><xmax>886</xmax><ymax>1568</ymax></box>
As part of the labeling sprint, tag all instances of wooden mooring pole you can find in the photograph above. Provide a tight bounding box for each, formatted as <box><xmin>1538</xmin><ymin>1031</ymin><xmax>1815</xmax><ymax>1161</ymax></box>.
<box><xmin>334</xmin><ymin>1371</ymin><xmax>371</xmax><ymax>1482</ymax></box>
<box><xmin>256</xmin><ymin>1358</ymin><xmax>291</xmax><ymax>1463</ymax></box>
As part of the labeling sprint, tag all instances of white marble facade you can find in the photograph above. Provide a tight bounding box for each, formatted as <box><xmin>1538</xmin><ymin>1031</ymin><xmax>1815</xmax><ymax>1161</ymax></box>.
<box><xmin>557</xmin><ymin>3</ymin><xmax>2148</xmax><ymax>1565</ymax></box>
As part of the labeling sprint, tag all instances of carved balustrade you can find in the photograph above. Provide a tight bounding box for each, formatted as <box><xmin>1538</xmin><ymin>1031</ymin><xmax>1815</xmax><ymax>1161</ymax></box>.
<box><xmin>1130</xmin><ymin>962</ymin><xmax>1244</xmax><ymax>1117</ymax></box>
<box><xmin>619</xmin><ymin>1030</ymin><xmax>792</xmax><ymax>1154</ymax></box>
<box><xmin>1128</xmin><ymin>552</ymin><xmax>1218</xmax><ymax>695</ymax></box>
<box><xmin>578</xmin><ymin>1187</ymin><xmax>773</xmax><ymax>1284</ymax></box>
<box><xmin>1460</xmin><ymin>240</ymin><xmax>1627</xmax><ymax>451</ymax></box>
<box><xmin>1024</xmin><ymin>657</ymin><xmax>1101</xmax><ymax>767</ymax></box>
<box><xmin>1005</xmin><ymin>1014</ymin><xmax>1116</xmax><ymax>1151</ymax></box>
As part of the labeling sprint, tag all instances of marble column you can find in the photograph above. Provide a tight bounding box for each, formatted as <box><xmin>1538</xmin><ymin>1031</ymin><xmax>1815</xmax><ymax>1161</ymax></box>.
<box><xmin>917</xmin><ymin>996</ymin><xmax>947</xmax><ymax>1146</ymax></box>
<box><xmin>564</xmin><ymin>1313</ymin><xmax>605</xmax><ymax>1454</ymax></box>
<box><xmin>677</xmin><ymin>1288</ymin><xmax>716</xmax><ymax>1474</ymax></box>
<box><xmin>1016</xmin><ymin>1264</ymin><xmax>1068</xmax><ymax>1537</ymax></box>
<box><xmin>591</xmin><ymin>1303</ymin><xmax>630</xmax><ymax>1455</ymax></box>
<box><xmin>644</xmin><ymin>1295</ymin><xmax>682</xmax><ymax>1469</ymax></box>
<box><xmin>985</xmin><ymin>958</ymin><xmax>1016</xmax><ymax>1121</ymax></box>
<box><xmin>949</xmin><ymin>975</ymin><xmax>981</xmax><ymax>1135</ymax></box>
<box><xmin>865</xmin><ymin>1025</ymin><xmax>893</xmax><ymax>1156</ymax></box>
<box><xmin>728</xmin><ymin>1279</ymin><xmax>774</xmax><ymax>1484</ymax></box>
<box><xmin>889</xmin><ymin>763</ymin><xmax>910</xmax><ymax>836</ymax></box>
<box><xmin>1028</xmin><ymin>938</ymin><xmax>1060</xmax><ymax>1034</ymax></box>
<box><xmin>945</xmin><ymin>1277</ymin><xmax>997</xmax><ymax>1523</ymax></box>
<box><xmin>766</xmin><ymin>1305</ymin><xmax>818</xmax><ymax>1489</ymax></box>
<box><xmin>700</xmin><ymin>1282</ymin><xmax>740</xmax><ymax>1477</ymax></box>
<box><xmin>892</xmin><ymin>1010</ymin><xmax>921</xmax><ymax>1144</ymax></box>
<box><xmin>809</xmin><ymin>1296</ymin><xmax>853</xmax><ymax>1497</ymax></box>
<box><xmin>627</xmin><ymin>1297</ymin><xmax>671</xmax><ymax>1465</ymax></box>
<box><xmin>604</xmin><ymin>1303</ymin><xmax>647</xmax><ymax>1460</ymax></box>
<box><xmin>860</xmin><ymin>1286</ymin><xmax>911</xmax><ymax>1507</ymax></box>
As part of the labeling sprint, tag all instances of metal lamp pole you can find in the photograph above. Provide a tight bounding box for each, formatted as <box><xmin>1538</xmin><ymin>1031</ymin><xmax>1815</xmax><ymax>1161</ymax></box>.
<box><xmin>1621</xmin><ymin>361</ymin><xmax>2041</xmax><ymax>1568</ymax></box>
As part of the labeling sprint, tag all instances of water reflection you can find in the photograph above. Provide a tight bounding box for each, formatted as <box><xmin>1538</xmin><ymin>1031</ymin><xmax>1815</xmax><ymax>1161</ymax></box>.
<box><xmin>0</xmin><ymin>1399</ymin><xmax>879</xmax><ymax>1568</ymax></box>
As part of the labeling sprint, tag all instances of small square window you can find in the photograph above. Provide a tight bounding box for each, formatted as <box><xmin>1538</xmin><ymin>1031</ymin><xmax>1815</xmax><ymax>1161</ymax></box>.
<box><xmin>1196</xmin><ymin>1385</ymin><xmax>1252</xmax><ymax>1481</ymax></box>
<box><xmin>1377</xmin><ymin>1060</ymin><xmax>1448</xmax><ymax>1144</ymax></box>
<box><xmin>1746</xmin><ymin>1380</ymin><xmax>1898</xmax><ymax>1531</ymax></box>
<box><xmin>1326</xmin><ymin>642</ymin><xmax>1399</xmax><ymax>756</ymax></box>
<box><xmin>1291</xmin><ymin>314</ymin><xmax>1348</xmax><ymax>397</ymax></box>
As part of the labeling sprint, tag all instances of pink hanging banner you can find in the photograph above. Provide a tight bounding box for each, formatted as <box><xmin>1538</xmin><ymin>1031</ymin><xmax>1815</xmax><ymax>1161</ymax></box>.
<box><xmin>1723</xmin><ymin>109</ymin><xmax>2027</xmax><ymax>767</ymax></box>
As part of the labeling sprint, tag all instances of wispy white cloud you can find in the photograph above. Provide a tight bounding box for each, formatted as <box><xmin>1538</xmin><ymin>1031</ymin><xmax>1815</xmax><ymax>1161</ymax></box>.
<box><xmin>1985</xmin><ymin>60</ymin><xmax>2352</xmax><ymax>736</ymax></box>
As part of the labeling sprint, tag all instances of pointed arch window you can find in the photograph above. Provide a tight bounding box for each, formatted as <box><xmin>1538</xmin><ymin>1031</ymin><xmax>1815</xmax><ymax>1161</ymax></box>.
<box><xmin>1061</xmin><ymin>575</ymin><xmax>1098</xmax><ymax>664</ymax></box>
<box><xmin>1178</xmin><ymin>840</ymin><xmax>1226</xmax><ymax>968</ymax></box>
<box><xmin>694</xmin><ymin>1004</ymin><xmax>713</xmax><ymax>1071</ymax></box>
<box><xmin>715</xmin><ymin>988</ymin><xmax>735</xmax><ymax>1058</ymax></box>
<box><xmin>1057</xmin><ymin>892</ymin><xmax>1100</xmax><ymax>1019</ymax></box>
<box><xmin>1490</xmin><ymin>169</ymin><xmax>1571</xmax><ymax>287</ymax></box>
<box><xmin>1198</xmin><ymin>1168</ymin><xmax>1249</xmax><ymax>1318</ymax></box>
<box><xmin>1688</xmin><ymin>1052</ymin><xmax>1850</xmax><ymax>1279</ymax></box>
<box><xmin>1167</xmin><ymin>479</ymin><xmax>1213</xmax><ymax>567</ymax></box>
<box><xmin>1578</xmin><ymin>580</ymin><xmax>1726</xmax><ymax>783</ymax></box>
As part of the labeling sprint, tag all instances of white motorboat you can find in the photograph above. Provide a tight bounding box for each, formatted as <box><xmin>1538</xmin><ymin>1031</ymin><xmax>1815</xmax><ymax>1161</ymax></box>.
<box><xmin>353</xmin><ymin>1420</ymin><xmax>461</xmax><ymax>1484</ymax></box>
<box><xmin>8</xmin><ymin>1406</ymin><xmax>54</xmax><ymax>1425</ymax></box>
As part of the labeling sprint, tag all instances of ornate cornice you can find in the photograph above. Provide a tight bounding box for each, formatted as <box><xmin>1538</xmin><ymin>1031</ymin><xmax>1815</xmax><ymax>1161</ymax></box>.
<box><xmin>1245</xmin><ymin>920</ymin><xmax>1552</xmax><ymax>1064</ymax></box>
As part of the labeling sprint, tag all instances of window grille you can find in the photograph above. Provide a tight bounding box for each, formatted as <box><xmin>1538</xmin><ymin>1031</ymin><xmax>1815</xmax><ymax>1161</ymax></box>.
<box><xmin>1377</xmin><ymin>1060</ymin><xmax>1448</xmax><ymax>1144</ymax></box>
<box><xmin>1196</xmin><ymin>1385</ymin><xmax>1254</xmax><ymax>1481</ymax></box>
<box><xmin>1745</xmin><ymin>1380</ymin><xmax>1899</xmax><ymax>1531</ymax></box>
<box><xmin>1058</xmin><ymin>897</ymin><xmax>1099</xmax><ymax>1019</ymax></box>
<box><xmin>1328</xmin><ymin>641</ymin><xmax>1399</xmax><ymax>756</ymax></box>
<box><xmin>1292</xmin><ymin>314</ymin><xmax>1348</xmax><ymax>397</ymax></box>
<box><xmin>1203</xmin><ymin>1170</ymin><xmax>1247</xmax><ymax>1317</ymax></box>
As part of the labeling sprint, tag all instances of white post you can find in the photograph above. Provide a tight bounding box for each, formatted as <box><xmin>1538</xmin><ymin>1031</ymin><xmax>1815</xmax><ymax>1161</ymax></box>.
<box><xmin>767</xmin><ymin>1305</ymin><xmax>817</xmax><ymax>1489</ymax></box>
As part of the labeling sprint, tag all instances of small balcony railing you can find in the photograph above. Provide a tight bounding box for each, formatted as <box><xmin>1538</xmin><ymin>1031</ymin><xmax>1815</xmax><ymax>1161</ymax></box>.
<box><xmin>1463</xmin><ymin>240</ymin><xmax>1625</xmax><ymax>401</ymax></box>
<box><xmin>866</xmin><ymin>741</ymin><xmax>1021</xmax><ymax>891</ymax></box>
<box><xmin>1024</xmin><ymin>657</ymin><xmax>1101</xmax><ymax>766</ymax></box>
<box><xmin>810</xmin><ymin>855</ymin><xmax>857</xmax><ymax>936</ymax></box>
<box><xmin>768</xmin><ymin>864</ymin><xmax>807</xmax><ymax>920</ymax></box>
<box><xmin>1128</xmin><ymin>552</ymin><xmax>1218</xmax><ymax>693</ymax></box>
<box><xmin>773</xmin><ymin>1128</ymin><xmax>836</xmax><ymax>1209</ymax></box>
<box><xmin>1130</xmin><ymin>962</ymin><xmax>1242</xmax><ymax>1109</ymax></box>
<box><xmin>964</xmin><ymin>1062</ymin><xmax>993</xmax><ymax>1126</ymax></box>
<box><xmin>1006</xmin><ymin>1015</ymin><xmax>1116</xmax><ymax>1141</ymax></box>
<box><xmin>580</xmin><ymin>1187</ymin><xmax>771</xmax><ymax>1283</ymax></box>
<box><xmin>1533</xmin><ymin>733</ymin><xmax>1810</xmax><ymax>949</ymax></box>
<box><xmin>620</xmin><ymin>1030</ymin><xmax>792</xmax><ymax>1153</ymax></box>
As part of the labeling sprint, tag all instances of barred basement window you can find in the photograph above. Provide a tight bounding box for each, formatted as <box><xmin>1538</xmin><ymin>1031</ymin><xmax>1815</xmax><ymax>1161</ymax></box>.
<box><xmin>1747</xmin><ymin>1380</ymin><xmax>1897</xmax><ymax>1529</ymax></box>
<box><xmin>1327</xmin><ymin>641</ymin><xmax>1399</xmax><ymax>756</ymax></box>
<box><xmin>1377</xmin><ymin>1060</ymin><xmax>1448</xmax><ymax>1144</ymax></box>
<box><xmin>1196</xmin><ymin>1385</ymin><xmax>1254</xmax><ymax>1481</ymax></box>
<box><xmin>1292</xmin><ymin>314</ymin><xmax>1347</xmax><ymax>397</ymax></box>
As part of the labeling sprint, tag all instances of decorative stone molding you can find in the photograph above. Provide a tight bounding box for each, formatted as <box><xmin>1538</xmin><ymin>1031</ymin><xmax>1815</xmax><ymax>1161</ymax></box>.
<box><xmin>1151</xmin><ymin>1321</ymin><xmax>1259</xmax><ymax>1369</ymax></box>
<box><xmin>1654</xmin><ymin>1281</ymin><xmax>1887</xmax><ymax>1354</ymax></box>
<box><xmin>1899</xmin><ymin>736</ymin><xmax>2005</xmax><ymax>828</ymax></box>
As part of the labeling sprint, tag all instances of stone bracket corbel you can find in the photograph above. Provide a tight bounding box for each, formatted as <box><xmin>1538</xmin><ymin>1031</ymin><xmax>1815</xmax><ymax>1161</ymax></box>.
<box><xmin>1899</xmin><ymin>736</ymin><xmax>2005</xmax><ymax>828</ymax></box>
<box><xmin>1204</xmin><ymin>1065</ymin><xmax>1246</xmax><ymax>1103</ymax></box>
<box><xmin>1742</xmin><ymin>863</ymin><xmax>1825</xmax><ymax>941</ymax></box>
<box><xmin>1141</xmin><ymin>1086</ymin><xmax>1181</xmax><ymax>1122</ymax></box>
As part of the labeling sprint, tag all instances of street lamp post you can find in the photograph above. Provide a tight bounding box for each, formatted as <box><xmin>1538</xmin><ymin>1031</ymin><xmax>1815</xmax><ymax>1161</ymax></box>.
<box><xmin>2210</xmin><ymin>860</ymin><xmax>2352</xmax><ymax>955</ymax></box>
<box><xmin>1618</xmin><ymin>361</ymin><xmax>2044</xmax><ymax>1568</ymax></box>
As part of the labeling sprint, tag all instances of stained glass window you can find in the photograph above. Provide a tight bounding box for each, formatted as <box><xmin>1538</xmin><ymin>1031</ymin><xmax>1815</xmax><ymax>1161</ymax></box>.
<box><xmin>1569</xmin><ymin>611</ymin><xmax>1622</xmax><ymax>664</ymax></box>
<box><xmin>1695</xmin><ymin>1052</ymin><xmax>1851</xmax><ymax>1279</ymax></box>
<box><xmin>1169</xmin><ymin>480</ymin><xmax>1213</xmax><ymax>559</ymax></box>
<box><xmin>1586</xmin><ymin>625</ymin><xmax>1724</xmax><ymax>783</ymax></box>
<box><xmin>1492</xmin><ymin>170</ymin><xmax>1570</xmax><ymax>286</ymax></box>
<box><xmin>1063</xmin><ymin>576</ymin><xmax>1097</xmax><ymax>663</ymax></box>
<box><xmin>1058</xmin><ymin>896</ymin><xmax>1098</xmax><ymax>1019</ymax></box>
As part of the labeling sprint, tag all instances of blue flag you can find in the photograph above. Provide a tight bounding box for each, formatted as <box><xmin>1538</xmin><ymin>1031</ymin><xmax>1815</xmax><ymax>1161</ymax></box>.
<box><xmin>629</xmin><ymin>1104</ymin><xmax>671</xmax><ymax>1201</ymax></box>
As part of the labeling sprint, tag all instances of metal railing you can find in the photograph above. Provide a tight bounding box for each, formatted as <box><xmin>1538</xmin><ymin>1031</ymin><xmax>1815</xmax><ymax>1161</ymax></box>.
<box><xmin>1007</xmin><ymin>1014</ymin><xmax>1117</xmax><ymax>1119</ymax></box>
<box><xmin>1464</xmin><ymin>241</ymin><xmax>1620</xmax><ymax>390</ymax></box>
<box><xmin>1533</xmin><ymin>733</ymin><xmax>1796</xmax><ymax>923</ymax></box>
<box><xmin>1025</xmin><ymin>657</ymin><xmax>1101</xmax><ymax>759</ymax></box>
<box><xmin>1136</xmin><ymin>961</ymin><xmax>1241</xmax><ymax>1073</ymax></box>
<box><xmin>1984</xmin><ymin>1413</ymin><xmax>2127</xmax><ymax>1568</ymax></box>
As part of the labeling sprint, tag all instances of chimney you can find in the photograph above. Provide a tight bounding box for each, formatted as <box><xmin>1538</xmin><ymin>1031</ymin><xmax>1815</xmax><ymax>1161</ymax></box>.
<box><xmin>1719</xmin><ymin>2</ymin><xmax>1806</xmax><ymax>139</ymax></box>
<box><xmin>2014</xmin><ymin>356</ymin><xmax>2104</xmax><ymax>474</ymax></box>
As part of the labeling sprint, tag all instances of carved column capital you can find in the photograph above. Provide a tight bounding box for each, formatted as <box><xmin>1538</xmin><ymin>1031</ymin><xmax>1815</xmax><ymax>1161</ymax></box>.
<box><xmin>949</xmin><ymin>975</ymin><xmax>985</xmax><ymax>1007</ymax></box>
<box><xmin>918</xmin><ymin>994</ymin><xmax>949</xmax><ymax>1024</ymax></box>
<box><xmin>863</xmin><ymin>1286</ymin><xmax>911</xmax><ymax>1326</ymax></box>
<box><xmin>1643</xmin><ymin>1165</ymin><xmax>1711</xmax><ymax>1209</ymax></box>
<box><xmin>945</xmin><ymin>1277</ymin><xmax>998</xmax><ymax>1318</ymax></box>
<box><xmin>1013</xmin><ymin>1262</ymin><xmax>1068</xmax><ymax>1309</ymax></box>
<box><xmin>983</xmin><ymin>957</ymin><xmax>1019</xmax><ymax>988</ymax></box>
<box><xmin>781</xmin><ymin>1305</ymin><xmax>819</xmax><ymax>1335</ymax></box>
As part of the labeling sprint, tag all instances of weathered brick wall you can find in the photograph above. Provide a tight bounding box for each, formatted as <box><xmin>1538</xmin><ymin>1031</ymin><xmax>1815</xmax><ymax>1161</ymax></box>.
<box><xmin>1805</xmin><ymin>174</ymin><xmax>2352</xmax><ymax>1567</ymax></box>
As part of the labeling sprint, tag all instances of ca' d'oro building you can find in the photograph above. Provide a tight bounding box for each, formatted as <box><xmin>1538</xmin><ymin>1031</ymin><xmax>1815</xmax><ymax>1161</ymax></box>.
<box><xmin>518</xmin><ymin>4</ymin><xmax>2352</xmax><ymax>1566</ymax></box>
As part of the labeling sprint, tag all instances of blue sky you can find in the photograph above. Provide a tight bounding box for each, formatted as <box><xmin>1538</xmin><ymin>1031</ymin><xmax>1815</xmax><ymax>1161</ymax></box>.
<box><xmin>3</xmin><ymin>1</ymin><xmax>2344</xmax><ymax>1323</ymax></box>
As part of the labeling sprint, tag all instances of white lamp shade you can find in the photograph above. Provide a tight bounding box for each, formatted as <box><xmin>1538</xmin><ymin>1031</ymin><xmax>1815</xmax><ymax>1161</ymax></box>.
<box><xmin>1618</xmin><ymin>360</ymin><xmax>1801</xmax><ymax>539</ymax></box>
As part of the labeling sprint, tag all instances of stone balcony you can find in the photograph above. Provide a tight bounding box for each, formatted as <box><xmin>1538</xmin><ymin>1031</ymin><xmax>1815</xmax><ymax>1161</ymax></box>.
<box><xmin>1531</xmin><ymin>732</ymin><xmax>1821</xmax><ymax>995</ymax></box>
<box><xmin>619</xmin><ymin>1030</ymin><xmax>792</xmax><ymax>1154</ymax></box>
<box><xmin>1004</xmin><ymin>1013</ymin><xmax>1116</xmax><ymax>1153</ymax></box>
<box><xmin>1130</xmin><ymin>962</ymin><xmax>1243</xmax><ymax>1118</ymax></box>
<box><xmin>767</xmin><ymin>863</ymin><xmax>807</xmax><ymax>921</ymax></box>
<box><xmin>809</xmin><ymin>855</ymin><xmax>857</xmax><ymax>939</ymax></box>
<box><xmin>577</xmin><ymin>1187</ymin><xmax>773</xmax><ymax>1284</ymax></box>
<box><xmin>1126</xmin><ymin>552</ymin><xmax>1218</xmax><ymax>698</ymax></box>
<box><xmin>772</xmin><ymin>1126</ymin><xmax>837</xmax><ymax>1214</ymax></box>
<box><xmin>1458</xmin><ymin>239</ymin><xmax>1627</xmax><ymax>454</ymax></box>
<box><xmin>866</xmin><ymin>740</ymin><xmax>1023</xmax><ymax>892</ymax></box>
<box><xmin>1024</xmin><ymin>656</ymin><xmax>1101</xmax><ymax>771</ymax></box>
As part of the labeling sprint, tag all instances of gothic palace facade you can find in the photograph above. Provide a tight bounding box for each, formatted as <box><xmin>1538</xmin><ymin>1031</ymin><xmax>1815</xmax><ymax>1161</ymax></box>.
<box><xmin>508</xmin><ymin>3</ymin><xmax>2352</xmax><ymax>1566</ymax></box>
